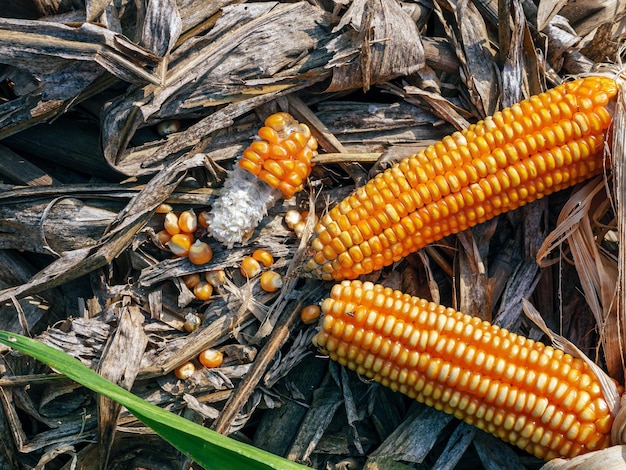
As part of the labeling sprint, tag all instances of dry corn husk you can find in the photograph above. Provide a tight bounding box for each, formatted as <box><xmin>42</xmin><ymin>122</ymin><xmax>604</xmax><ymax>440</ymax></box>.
<box><xmin>541</xmin><ymin>445</ymin><xmax>626</xmax><ymax>469</ymax></box>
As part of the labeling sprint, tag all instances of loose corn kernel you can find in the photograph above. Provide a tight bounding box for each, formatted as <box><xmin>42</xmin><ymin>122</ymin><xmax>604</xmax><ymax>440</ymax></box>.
<box><xmin>156</xmin><ymin>229</ymin><xmax>171</xmax><ymax>245</ymax></box>
<box><xmin>260</xmin><ymin>271</ymin><xmax>283</xmax><ymax>292</ymax></box>
<box><xmin>303</xmin><ymin>77</ymin><xmax>618</xmax><ymax>280</ymax></box>
<box><xmin>182</xmin><ymin>273</ymin><xmax>201</xmax><ymax>289</ymax></box>
<box><xmin>193</xmin><ymin>281</ymin><xmax>213</xmax><ymax>301</ymax></box>
<box><xmin>167</xmin><ymin>233</ymin><xmax>193</xmax><ymax>257</ymax></box>
<box><xmin>157</xmin><ymin>119</ymin><xmax>181</xmax><ymax>136</ymax></box>
<box><xmin>205</xmin><ymin>269</ymin><xmax>226</xmax><ymax>287</ymax></box>
<box><xmin>156</xmin><ymin>203</ymin><xmax>173</xmax><ymax>214</ymax></box>
<box><xmin>164</xmin><ymin>212</ymin><xmax>181</xmax><ymax>236</ymax></box>
<box><xmin>241</xmin><ymin>256</ymin><xmax>262</xmax><ymax>278</ymax></box>
<box><xmin>183</xmin><ymin>313</ymin><xmax>202</xmax><ymax>332</ymax></box>
<box><xmin>178</xmin><ymin>209</ymin><xmax>198</xmax><ymax>233</ymax></box>
<box><xmin>300</xmin><ymin>304</ymin><xmax>321</xmax><ymax>325</ymax></box>
<box><xmin>293</xmin><ymin>221</ymin><xmax>307</xmax><ymax>238</ymax></box>
<box><xmin>198</xmin><ymin>349</ymin><xmax>224</xmax><ymax>368</ymax></box>
<box><xmin>252</xmin><ymin>249</ymin><xmax>274</xmax><ymax>267</ymax></box>
<box><xmin>174</xmin><ymin>361</ymin><xmax>195</xmax><ymax>379</ymax></box>
<box><xmin>198</xmin><ymin>210</ymin><xmax>211</xmax><ymax>229</ymax></box>
<box><xmin>188</xmin><ymin>240</ymin><xmax>213</xmax><ymax>265</ymax></box>
<box><xmin>284</xmin><ymin>209</ymin><xmax>303</xmax><ymax>229</ymax></box>
<box><xmin>313</xmin><ymin>280</ymin><xmax>617</xmax><ymax>461</ymax></box>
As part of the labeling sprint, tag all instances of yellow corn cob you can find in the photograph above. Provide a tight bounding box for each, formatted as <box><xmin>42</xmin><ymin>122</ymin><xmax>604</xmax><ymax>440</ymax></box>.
<box><xmin>303</xmin><ymin>76</ymin><xmax>618</xmax><ymax>280</ymax></box>
<box><xmin>313</xmin><ymin>280</ymin><xmax>617</xmax><ymax>460</ymax></box>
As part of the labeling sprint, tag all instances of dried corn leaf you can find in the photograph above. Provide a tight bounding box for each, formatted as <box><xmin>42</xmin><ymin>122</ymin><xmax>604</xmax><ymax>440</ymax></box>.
<box><xmin>367</xmin><ymin>404</ymin><xmax>453</xmax><ymax>465</ymax></box>
<box><xmin>0</xmin><ymin>153</ymin><xmax>206</xmax><ymax>304</ymax></box>
<box><xmin>101</xmin><ymin>1</ymin><xmax>331</xmax><ymax>175</ymax></box>
<box><xmin>536</xmin><ymin>178</ymin><xmax>621</xmax><ymax>379</ymax></box>
<box><xmin>499</xmin><ymin>0</ymin><xmax>527</xmax><ymax>106</ymax></box>
<box><xmin>138</xmin><ymin>0</ymin><xmax>181</xmax><ymax>57</ymax></box>
<box><xmin>385</xmin><ymin>81</ymin><xmax>473</xmax><ymax>131</ymax></box>
<box><xmin>0</xmin><ymin>18</ymin><xmax>161</xmax><ymax>86</ymax></box>
<box><xmin>0</xmin><ymin>197</ymin><xmax>117</xmax><ymax>254</ymax></box>
<box><xmin>540</xmin><ymin>446</ymin><xmax>626</xmax><ymax>470</ymax></box>
<box><xmin>537</xmin><ymin>0</ymin><xmax>569</xmax><ymax>31</ymax></box>
<box><xmin>96</xmin><ymin>304</ymin><xmax>148</xmax><ymax>468</ymax></box>
<box><xmin>434</xmin><ymin>0</ymin><xmax>499</xmax><ymax>117</ymax></box>
<box><xmin>325</xmin><ymin>0</ymin><xmax>425</xmax><ymax>92</ymax></box>
<box><xmin>544</xmin><ymin>15</ymin><xmax>584</xmax><ymax>73</ymax></box>
<box><xmin>87</xmin><ymin>0</ymin><xmax>116</xmax><ymax>23</ymax></box>
<box><xmin>613</xmin><ymin>75</ymin><xmax>626</xmax><ymax>387</ymax></box>
<box><xmin>560</xmin><ymin>0</ymin><xmax>626</xmax><ymax>37</ymax></box>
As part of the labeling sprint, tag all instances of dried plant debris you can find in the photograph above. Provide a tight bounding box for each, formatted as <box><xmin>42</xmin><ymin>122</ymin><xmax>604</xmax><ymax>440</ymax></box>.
<box><xmin>0</xmin><ymin>0</ymin><xmax>625</xmax><ymax>469</ymax></box>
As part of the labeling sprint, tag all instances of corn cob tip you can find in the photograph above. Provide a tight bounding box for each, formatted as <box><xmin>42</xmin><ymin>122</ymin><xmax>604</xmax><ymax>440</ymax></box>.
<box><xmin>313</xmin><ymin>280</ymin><xmax>618</xmax><ymax>461</ymax></box>
<box><xmin>238</xmin><ymin>112</ymin><xmax>318</xmax><ymax>199</ymax></box>
<box><xmin>302</xmin><ymin>76</ymin><xmax>619</xmax><ymax>280</ymax></box>
<box><xmin>207</xmin><ymin>112</ymin><xmax>318</xmax><ymax>247</ymax></box>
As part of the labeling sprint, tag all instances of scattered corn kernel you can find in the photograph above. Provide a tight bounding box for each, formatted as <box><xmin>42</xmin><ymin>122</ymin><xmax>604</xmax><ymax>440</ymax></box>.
<box><xmin>174</xmin><ymin>361</ymin><xmax>195</xmax><ymax>379</ymax></box>
<box><xmin>156</xmin><ymin>229</ymin><xmax>171</xmax><ymax>245</ymax></box>
<box><xmin>183</xmin><ymin>313</ymin><xmax>201</xmax><ymax>332</ymax></box>
<box><xmin>198</xmin><ymin>210</ymin><xmax>211</xmax><ymax>229</ymax></box>
<box><xmin>240</xmin><ymin>256</ymin><xmax>262</xmax><ymax>278</ymax></box>
<box><xmin>260</xmin><ymin>270</ymin><xmax>283</xmax><ymax>292</ymax></box>
<box><xmin>164</xmin><ymin>212</ymin><xmax>181</xmax><ymax>236</ymax></box>
<box><xmin>198</xmin><ymin>349</ymin><xmax>224</xmax><ymax>368</ymax></box>
<box><xmin>205</xmin><ymin>269</ymin><xmax>226</xmax><ymax>287</ymax></box>
<box><xmin>167</xmin><ymin>233</ymin><xmax>193</xmax><ymax>257</ymax></box>
<box><xmin>313</xmin><ymin>280</ymin><xmax>617</xmax><ymax>460</ymax></box>
<box><xmin>284</xmin><ymin>209</ymin><xmax>303</xmax><ymax>229</ymax></box>
<box><xmin>178</xmin><ymin>209</ymin><xmax>198</xmax><ymax>233</ymax></box>
<box><xmin>193</xmin><ymin>281</ymin><xmax>213</xmax><ymax>301</ymax></box>
<box><xmin>303</xmin><ymin>77</ymin><xmax>618</xmax><ymax>280</ymax></box>
<box><xmin>182</xmin><ymin>273</ymin><xmax>201</xmax><ymax>289</ymax></box>
<box><xmin>156</xmin><ymin>203</ymin><xmax>173</xmax><ymax>213</ymax></box>
<box><xmin>188</xmin><ymin>240</ymin><xmax>213</xmax><ymax>265</ymax></box>
<box><xmin>157</xmin><ymin>119</ymin><xmax>181</xmax><ymax>136</ymax></box>
<box><xmin>252</xmin><ymin>249</ymin><xmax>274</xmax><ymax>267</ymax></box>
<box><xmin>300</xmin><ymin>304</ymin><xmax>321</xmax><ymax>325</ymax></box>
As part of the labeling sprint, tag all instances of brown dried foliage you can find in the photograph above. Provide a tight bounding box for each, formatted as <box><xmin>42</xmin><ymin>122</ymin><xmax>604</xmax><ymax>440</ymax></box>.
<box><xmin>0</xmin><ymin>0</ymin><xmax>625</xmax><ymax>469</ymax></box>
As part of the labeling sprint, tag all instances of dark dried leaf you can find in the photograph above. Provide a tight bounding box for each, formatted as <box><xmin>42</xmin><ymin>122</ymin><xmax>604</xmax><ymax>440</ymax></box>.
<box><xmin>326</xmin><ymin>0</ymin><xmax>425</xmax><ymax>92</ymax></box>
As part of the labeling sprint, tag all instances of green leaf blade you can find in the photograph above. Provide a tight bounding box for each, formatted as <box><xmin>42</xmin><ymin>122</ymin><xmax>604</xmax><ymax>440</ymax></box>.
<box><xmin>0</xmin><ymin>331</ymin><xmax>311</xmax><ymax>470</ymax></box>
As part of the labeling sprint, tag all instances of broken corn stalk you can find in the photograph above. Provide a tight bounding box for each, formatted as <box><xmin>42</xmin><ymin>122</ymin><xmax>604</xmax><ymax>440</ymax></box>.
<box><xmin>313</xmin><ymin>280</ymin><xmax>617</xmax><ymax>460</ymax></box>
<box><xmin>304</xmin><ymin>76</ymin><xmax>618</xmax><ymax>280</ymax></box>
<box><xmin>208</xmin><ymin>112</ymin><xmax>317</xmax><ymax>247</ymax></box>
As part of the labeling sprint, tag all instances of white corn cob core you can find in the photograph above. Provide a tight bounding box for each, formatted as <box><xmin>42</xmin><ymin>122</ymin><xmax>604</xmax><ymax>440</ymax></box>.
<box><xmin>207</xmin><ymin>166</ymin><xmax>281</xmax><ymax>247</ymax></box>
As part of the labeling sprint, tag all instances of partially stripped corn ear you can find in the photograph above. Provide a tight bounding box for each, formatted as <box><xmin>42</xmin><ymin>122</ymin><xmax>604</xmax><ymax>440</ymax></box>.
<box><xmin>208</xmin><ymin>112</ymin><xmax>317</xmax><ymax>247</ymax></box>
<box><xmin>313</xmin><ymin>280</ymin><xmax>618</xmax><ymax>461</ymax></box>
<box><xmin>304</xmin><ymin>76</ymin><xmax>618</xmax><ymax>280</ymax></box>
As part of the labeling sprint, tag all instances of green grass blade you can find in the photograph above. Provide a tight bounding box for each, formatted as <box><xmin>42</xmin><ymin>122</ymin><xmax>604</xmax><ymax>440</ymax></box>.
<box><xmin>0</xmin><ymin>331</ymin><xmax>311</xmax><ymax>470</ymax></box>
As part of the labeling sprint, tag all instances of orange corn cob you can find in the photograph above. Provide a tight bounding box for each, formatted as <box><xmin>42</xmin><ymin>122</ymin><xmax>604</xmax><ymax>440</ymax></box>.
<box><xmin>304</xmin><ymin>76</ymin><xmax>618</xmax><ymax>280</ymax></box>
<box><xmin>239</xmin><ymin>112</ymin><xmax>318</xmax><ymax>199</ymax></box>
<box><xmin>313</xmin><ymin>280</ymin><xmax>617</xmax><ymax>460</ymax></box>
<box><xmin>208</xmin><ymin>112</ymin><xmax>317</xmax><ymax>247</ymax></box>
